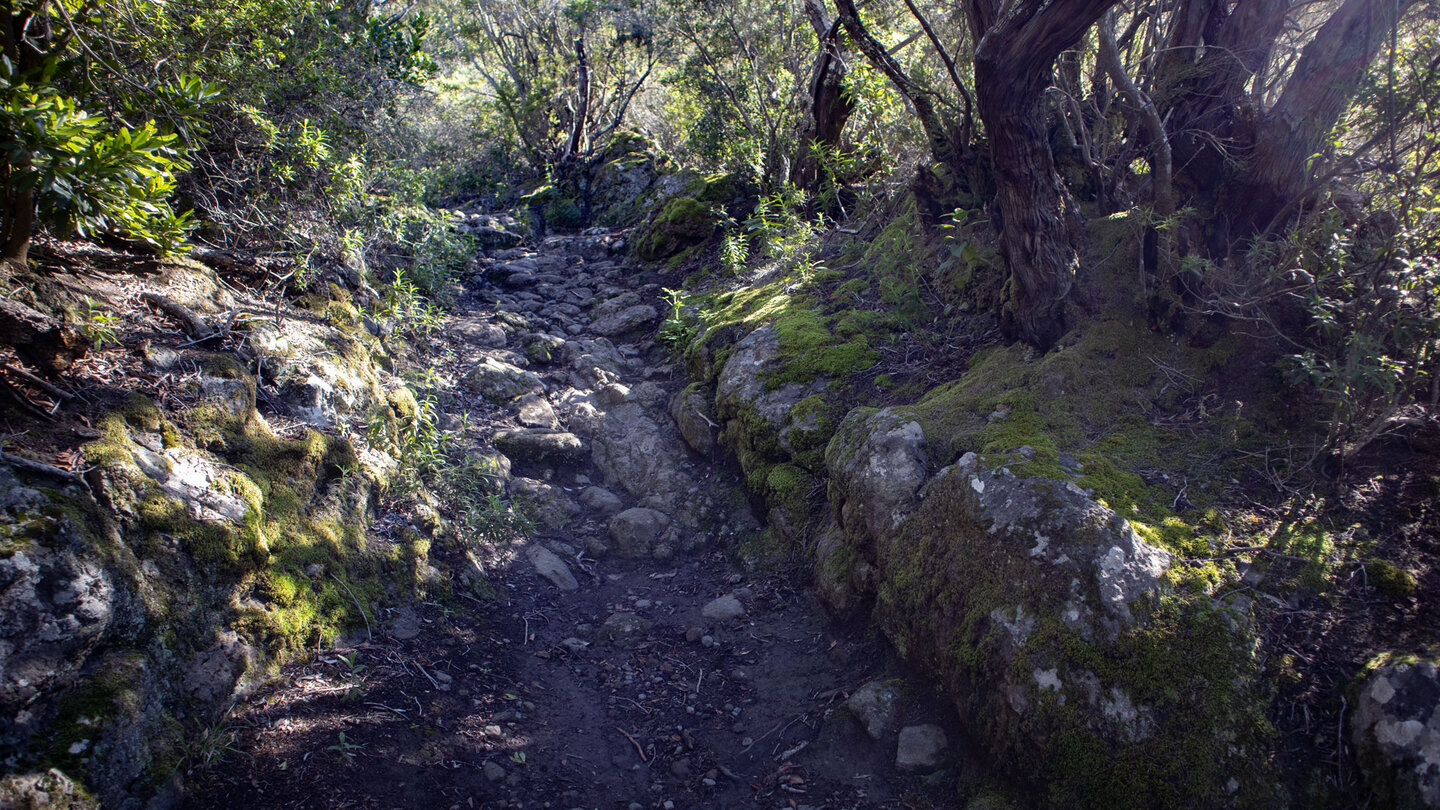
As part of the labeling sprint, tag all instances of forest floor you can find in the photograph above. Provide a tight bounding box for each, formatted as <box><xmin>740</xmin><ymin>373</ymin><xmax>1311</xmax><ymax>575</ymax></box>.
<box><xmin>179</xmin><ymin>231</ymin><xmax>968</xmax><ymax>810</ymax></box>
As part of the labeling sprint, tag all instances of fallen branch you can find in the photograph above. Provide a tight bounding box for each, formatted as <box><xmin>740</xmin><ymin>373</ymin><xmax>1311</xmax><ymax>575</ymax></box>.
<box><xmin>140</xmin><ymin>292</ymin><xmax>215</xmax><ymax>341</ymax></box>
<box><xmin>0</xmin><ymin>378</ymin><xmax>56</xmax><ymax>420</ymax></box>
<box><xmin>1</xmin><ymin>361</ymin><xmax>74</xmax><ymax>400</ymax></box>
<box><xmin>616</xmin><ymin>727</ymin><xmax>648</xmax><ymax>762</ymax></box>
<box><xmin>193</xmin><ymin>248</ymin><xmax>256</xmax><ymax>272</ymax></box>
<box><xmin>1</xmin><ymin>450</ymin><xmax>79</xmax><ymax>482</ymax></box>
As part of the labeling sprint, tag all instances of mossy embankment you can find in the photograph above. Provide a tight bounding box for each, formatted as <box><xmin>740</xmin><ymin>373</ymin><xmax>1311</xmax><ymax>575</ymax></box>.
<box><xmin>661</xmin><ymin>200</ymin><xmax>1341</xmax><ymax>806</ymax></box>
<box><xmin>0</xmin><ymin>261</ymin><xmax>464</xmax><ymax>808</ymax></box>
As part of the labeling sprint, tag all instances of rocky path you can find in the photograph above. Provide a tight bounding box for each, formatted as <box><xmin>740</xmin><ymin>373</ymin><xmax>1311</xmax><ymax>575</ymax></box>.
<box><xmin>182</xmin><ymin>232</ymin><xmax>965</xmax><ymax>810</ymax></box>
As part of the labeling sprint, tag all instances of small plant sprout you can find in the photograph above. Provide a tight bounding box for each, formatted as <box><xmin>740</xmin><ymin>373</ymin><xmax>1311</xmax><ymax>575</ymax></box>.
<box><xmin>82</xmin><ymin>297</ymin><xmax>121</xmax><ymax>350</ymax></box>
<box><xmin>177</xmin><ymin>713</ymin><xmax>241</xmax><ymax>774</ymax></box>
<box><xmin>328</xmin><ymin>731</ymin><xmax>364</xmax><ymax>764</ymax></box>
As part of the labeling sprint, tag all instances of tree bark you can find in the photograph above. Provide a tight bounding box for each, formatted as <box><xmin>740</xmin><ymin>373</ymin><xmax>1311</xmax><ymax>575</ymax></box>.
<box><xmin>790</xmin><ymin>0</ymin><xmax>854</xmax><ymax>191</ymax></box>
<box><xmin>835</xmin><ymin>0</ymin><xmax>961</xmax><ymax>174</ymax></box>
<box><xmin>1</xmin><ymin>183</ymin><xmax>34</xmax><ymax>270</ymax></box>
<box><xmin>1160</xmin><ymin>0</ymin><xmax>1291</xmax><ymax>209</ymax></box>
<box><xmin>562</xmin><ymin>36</ymin><xmax>591</xmax><ymax>162</ymax></box>
<box><xmin>1098</xmin><ymin>11</ymin><xmax>1173</xmax><ymax>216</ymax></box>
<box><xmin>970</xmin><ymin>0</ymin><xmax>1119</xmax><ymax>349</ymax></box>
<box><xmin>1240</xmin><ymin>0</ymin><xmax>1419</xmax><ymax>236</ymax></box>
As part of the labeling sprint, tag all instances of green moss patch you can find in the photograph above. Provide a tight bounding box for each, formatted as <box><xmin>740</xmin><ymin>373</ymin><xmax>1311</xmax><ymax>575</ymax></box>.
<box><xmin>889</xmin><ymin>312</ymin><xmax>1265</xmax><ymax>568</ymax></box>
<box><xmin>867</xmin><ymin>469</ymin><xmax>1274</xmax><ymax>809</ymax></box>
<box><xmin>81</xmin><ymin>381</ymin><xmax>395</xmax><ymax>659</ymax></box>
<box><xmin>635</xmin><ymin>196</ymin><xmax>716</xmax><ymax>261</ymax></box>
<box><xmin>686</xmin><ymin>270</ymin><xmax>887</xmax><ymax>393</ymax></box>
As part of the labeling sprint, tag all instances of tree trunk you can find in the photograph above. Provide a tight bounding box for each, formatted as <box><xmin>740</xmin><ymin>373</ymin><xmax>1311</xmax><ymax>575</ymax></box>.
<box><xmin>790</xmin><ymin>0</ymin><xmax>853</xmax><ymax>191</ymax></box>
<box><xmin>835</xmin><ymin>0</ymin><xmax>960</xmax><ymax>174</ymax></box>
<box><xmin>1239</xmin><ymin>0</ymin><xmax>1418</xmax><ymax>236</ymax></box>
<box><xmin>1098</xmin><ymin>11</ymin><xmax>1173</xmax><ymax>216</ymax></box>
<box><xmin>1160</xmin><ymin>0</ymin><xmax>1291</xmax><ymax>218</ymax></box>
<box><xmin>970</xmin><ymin>0</ymin><xmax>1119</xmax><ymax>350</ymax></box>
<box><xmin>1</xmin><ymin>184</ymin><xmax>34</xmax><ymax>271</ymax></box>
<box><xmin>562</xmin><ymin>36</ymin><xmax>590</xmax><ymax>163</ymax></box>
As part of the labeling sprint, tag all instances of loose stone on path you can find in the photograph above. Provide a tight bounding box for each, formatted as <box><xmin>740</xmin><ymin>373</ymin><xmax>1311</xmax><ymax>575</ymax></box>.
<box><xmin>846</xmin><ymin>680</ymin><xmax>902</xmax><ymax>741</ymax></box>
<box><xmin>700</xmin><ymin>594</ymin><xmax>746</xmax><ymax>622</ymax></box>
<box><xmin>896</xmin><ymin>724</ymin><xmax>950</xmax><ymax>773</ymax></box>
<box><xmin>493</xmin><ymin>428</ymin><xmax>585</xmax><ymax>462</ymax></box>
<box><xmin>525</xmin><ymin>545</ymin><xmax>579</xmax><ymax>591</ymax></box>
<box><xmin>514</xmin><ymin>392</ymin><xmax>559</xmax><ymax>428</ymax></box>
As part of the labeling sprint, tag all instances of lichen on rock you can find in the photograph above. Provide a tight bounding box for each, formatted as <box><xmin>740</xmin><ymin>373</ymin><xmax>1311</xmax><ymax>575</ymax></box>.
<box><xmin>1351</xmin><ymin>655</ymin><xmax>1440</xmax><ymax>809</ymax></box>
<box><xmin>822</xmin><ymin>411</ymin><xmax>1273</xmax><ymax>807</ymax></box>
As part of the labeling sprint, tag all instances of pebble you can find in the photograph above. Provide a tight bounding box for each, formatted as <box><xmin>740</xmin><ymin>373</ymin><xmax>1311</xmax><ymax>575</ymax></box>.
<box><xmin>685</xmin><ymin>627</ymin><xmax>704</xmax><ymax>643</ymax></box>
<box><xmin>483</xmin><ymin>761</ymin><xmax>507</xmax><ymax>782</ymax></box>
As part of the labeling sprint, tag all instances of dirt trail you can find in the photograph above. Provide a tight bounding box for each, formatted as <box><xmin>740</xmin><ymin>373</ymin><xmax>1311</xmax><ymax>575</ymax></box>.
<box><xmin>182</xmin><ymin>232</ymin><xmax>965</xmax><ymax>810</ymax></box>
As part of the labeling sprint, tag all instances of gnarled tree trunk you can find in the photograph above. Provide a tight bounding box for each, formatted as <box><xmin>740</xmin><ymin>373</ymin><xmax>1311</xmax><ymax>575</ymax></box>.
<box><xmin>969</xmin><ymin>0</ymin><xmax>1119</xmax><ymax>349</ymax></box>
<box><xmin>835</xmin><ymin>0</ymin><xmax>962</xmax><ymax>174</ymax></box>
<box><xmin>1239</xmin><ymin>0</ymin><xmax>1419</xmax><ymax>236</ymax></box>
<box><xmin>790</xmin><ymin>0</ymin><xmax>854</xmax><ymax>192</ymax></box>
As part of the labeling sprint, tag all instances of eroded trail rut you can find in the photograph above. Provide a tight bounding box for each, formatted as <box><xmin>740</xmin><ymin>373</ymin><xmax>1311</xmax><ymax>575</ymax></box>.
<box><xmin>184</xmin><ymin>232</ymin><xmax>963</xmax><ymax>810</ymax></box>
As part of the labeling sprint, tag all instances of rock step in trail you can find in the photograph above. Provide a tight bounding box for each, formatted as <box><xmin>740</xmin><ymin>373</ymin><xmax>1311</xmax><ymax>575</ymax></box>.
<box><xmin>183</xmin><ymin>232</ymin><xmax>965</xmax><ymax>810</ymax></box>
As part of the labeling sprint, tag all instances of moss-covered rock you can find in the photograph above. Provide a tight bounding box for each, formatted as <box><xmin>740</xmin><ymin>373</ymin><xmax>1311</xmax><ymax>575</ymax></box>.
<box><xmin>634</xmin><ymin>196</ymin><xmax>716</xmax><ymax>261</ymax></box>
<box><xmin>669</xmin><ymin>383</ymin><xmax>718</xmax><ymax>456</ymax></box>
<box><xmin>0</xmin><ymin>339</ymin><xmax>415</xmax><ymax>806</ymax></box>
<box><xmin>1350</xmin><ymin>654</ymin><xmax>1440</xmax><ymax>809</ymax></box>
<box><xmin>823</xmin><ymin>416</ymin><xmax>1274</xmax><ymax>808</ymax></box>
<box><xmin>589</xmin><ymin>130</ymin><xmax>672</xmax><ymax>228</ymax></box>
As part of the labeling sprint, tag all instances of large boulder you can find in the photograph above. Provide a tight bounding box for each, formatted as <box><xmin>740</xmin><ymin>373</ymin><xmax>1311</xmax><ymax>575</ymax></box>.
<box><xmin>634</xmin><ymin>196</ymin><xmax>715</xmax><ymax>261</ymax></box>
<box><xmin>670</xmin><ymin>385</ymin><xmax>718</xmax><ymax>456</ymax></box>
<box><xmin>1351</xmin><ymin>656</ymin><xmax>1440</xmax><ymax>809</ymax></box>
<box><xmin>823</xmin><ymin>409</ymin><xmax>927</xmax><ymax>545</ymax></box>
<box><xmin>463</xmin><ymin>357</ymin><xmax>545</xmax><ymax>404</ymax></box>
<box><xmin>588</xmin><ymin>131</ymin><xmax>669</xmax><ymax>227</ymax></box>
<box><xmin>716</xmin><ymin>326</ymin><xmax>826</xmax><ymax>434</ymax></box>
<box><xmin>249</xmin><ymin>319</ymin><xmax>384</xmax><ymax>429</ymax></box>
<box><xmin>0</xmin><ymin>504</ymin><xmax>114</xmax><ymax>712</ymax></box>
<box><xmin>823</xmin><ymin>416</ymin><xmax>1272</xmax><ymax>807</ymax></box>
